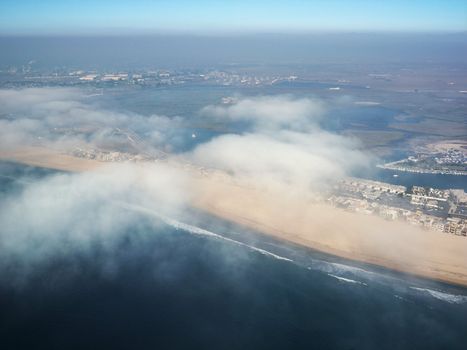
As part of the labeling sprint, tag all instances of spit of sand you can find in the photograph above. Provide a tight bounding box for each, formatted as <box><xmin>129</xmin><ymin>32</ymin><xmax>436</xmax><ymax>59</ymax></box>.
<box><xmin>2</xmin><ymin>147</ymin><xmax>467</xmax><ymax>287</ymax></box>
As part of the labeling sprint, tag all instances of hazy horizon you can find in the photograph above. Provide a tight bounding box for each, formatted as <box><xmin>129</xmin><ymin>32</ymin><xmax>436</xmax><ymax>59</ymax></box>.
<box><xmin>1</xmin><ymin>32</ymin><xmax>466</xmax><ymax>70</ymax></box>
<box><xmin>1</xmin><ymin>0</ymin><xmax>466</xmax><ymax>35</ymax></box>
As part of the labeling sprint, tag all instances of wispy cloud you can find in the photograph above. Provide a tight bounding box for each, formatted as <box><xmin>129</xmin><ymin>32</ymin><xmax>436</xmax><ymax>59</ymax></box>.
<box><xmin>192</xmin><ymin>95</ymin><xmax>370</xmax><ymax>191</ymax></box>
<box><xmin>0</xmin><ymin>88</ymin><xmax>375</xmax><ymax>287</ymax></box>
<box><xmin>0</xmin><ymin>88</ymin><xmax>185</xmax><ymax>153</ymax></box>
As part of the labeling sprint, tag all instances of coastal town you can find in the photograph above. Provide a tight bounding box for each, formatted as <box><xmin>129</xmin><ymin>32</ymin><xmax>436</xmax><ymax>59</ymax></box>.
<box><xmin>68</xmin><ymin>145</ymin><xmax>467</xmax><ymax>238</ymax></box>
<box><xmin>328</xmin><ymin>177</ymin><xmax>467</xmax><ymax>237</ymax></box>
<box><xmin>378</xmin><ymin>142</ymin><xmax>467</xmax><ymax>176</ymax></box>
<box><xmin>0</xmin><ymin>65</ymin><xmax>301</xmax><ymax>89</ymax></box>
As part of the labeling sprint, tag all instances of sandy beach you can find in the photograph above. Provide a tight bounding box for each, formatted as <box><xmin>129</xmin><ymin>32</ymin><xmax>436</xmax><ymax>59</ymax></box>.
<box><xmin>0</xmin><ymin>147</ymin><xmax>102</xmax><ymax>172</ymax></box>
<box><xmin>2</xmin><ymin>147</ymin><xmax>467</xmax><ymax>287</ymax></box>
<box><xmin>192</xmin><ymin>177</ymin><xmax>467</xmax><ymax>287</ymax></box>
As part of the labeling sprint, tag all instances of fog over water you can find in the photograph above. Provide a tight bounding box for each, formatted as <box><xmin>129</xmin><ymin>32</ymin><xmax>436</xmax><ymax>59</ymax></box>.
<box><xmin>1</xmin><ymin>160</ymin><xmax>467</xmax><ymax>349</ymax></box>
<box><xmin>0</xmin><ymin>87</ymin><xmax>368</xmax><ymax>272</ymax></box>
<box><xmin>1</xmin><ymin>34</ymin><xmax>467</xmax><ymax>347</ymax></box>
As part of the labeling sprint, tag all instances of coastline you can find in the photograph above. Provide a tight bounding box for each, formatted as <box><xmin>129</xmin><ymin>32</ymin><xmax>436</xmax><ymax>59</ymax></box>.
<box><xmin>191</xmin><ymin>176</ymin><xmax>467</xmax><ymax>287</ymax></box>
<box><xmin>377</xmin><ymin>163</ymin><xmax>467</xmax><ymax>176</ymax></box>
<box><xmin>2</xmin><ymin>147</ymin><xmax>467</xmax><ymax>287</ymax></box>
<box><xmin>0</xmin><ymin>146</ymin><xmax>103</xmax><ymax>172</ymax></box>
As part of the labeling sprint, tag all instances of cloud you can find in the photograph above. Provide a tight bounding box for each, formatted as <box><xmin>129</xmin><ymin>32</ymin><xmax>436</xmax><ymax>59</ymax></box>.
<box><xmin>0</xmin><ymin>87</ymin><xmax>81</xmax><ymax>114</ymax></box>
<box><xmin>0</xmin><ymin>90</ymin><xmax>373</xmax><ymax>287</ymax></box>
<box><xmin>0</xmin><ymin>162</ymin><xmax>190</xmax><ymax>287</ymax></box>
<box><xmin>2</xmin><ymin>85</ymin><xmax>467</xmax><ymax>325</ymax></box>
<box><xmin>201</xmin><ymin>95</ymin><xmax>325</xmax><ymax>131</ymax></box>
<box><xmin>0</xmin><ymin>87</ymin><xmax>185</xmax><ymax>152</ymax></box>
<box><xmin>0</xmin><ymin>89</ymin><xmax>369</xmax><ymax>191</ymax></box>
<box><xmin>191</xmin><ymin>95</ymin><xmax>370</xmax><ymax>191</ymax></box>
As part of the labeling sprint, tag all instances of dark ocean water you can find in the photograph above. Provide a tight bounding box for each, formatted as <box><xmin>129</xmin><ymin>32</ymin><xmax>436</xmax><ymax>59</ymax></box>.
<box><xmin>1</xmin><ymin>162</ymin><xmax>467</xmax><ymax>350</ymax></box>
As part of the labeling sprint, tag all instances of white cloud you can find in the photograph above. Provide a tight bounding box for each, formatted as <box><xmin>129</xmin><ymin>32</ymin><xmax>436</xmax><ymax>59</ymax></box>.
<box><xmin>0</xmin><ymin>163</ymin><xmax>190</xmax><ymax>287</ymax></box>
<box><xmin>0</xmin><ymin>87</ymin><xmax>185</xmax><ymax>152</ymax></box>
<box><xmin>201</xmin><ymin>95</ymin><xmax>325</xmax><ymax>131</ymax></box>
<box><xmin>191</xmin><ymin>96</ymin><xmax>370</xmax><ymax>191</ymax></box>
<box><xmin>0</xmin><ymin>90</ymin><xmax>374</xmax><ymax>286</ymax></box>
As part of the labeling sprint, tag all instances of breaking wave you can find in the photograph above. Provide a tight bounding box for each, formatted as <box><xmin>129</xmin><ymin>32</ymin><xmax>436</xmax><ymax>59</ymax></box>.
<box><xmin>410</xmin><ymin>287</ymin><xmax>467</xmax><ymax>304</ymax></box>
<box><xmin>328</xmin><ymin>273</ymin><xmax>368</xmax><ymax>286</ymax></box>
<box><xmin>117</xmin><ymin>202</ymin><xmax>467</xmax><ymax>303</ymax></box>
<box><xmin>117</xmin><ymin>202</ymin><xmax>294</xmax><ymax>263</ymax></box>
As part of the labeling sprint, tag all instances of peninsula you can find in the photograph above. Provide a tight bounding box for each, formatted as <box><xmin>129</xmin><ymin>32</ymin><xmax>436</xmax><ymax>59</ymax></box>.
<box><xmin>2</xmin><ymin>146</ymin><xmax>467</xmax><ymax>287</ymax></box>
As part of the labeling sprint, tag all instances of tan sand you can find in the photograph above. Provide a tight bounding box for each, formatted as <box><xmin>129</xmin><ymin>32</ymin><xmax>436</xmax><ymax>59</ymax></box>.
<box><xmin>2</xmin><ymin>147</ymin><xmax>467</xmax><ymax>286</ymax></box>
<box><xmin>192</xmin><ymin>177</ymin><xmax>467</xmax><ymax>287</ymax></box>
<box><xmin>0</xmin><ymin>146</ymin><xmax>102</xmax><ymax>172</ymax></box>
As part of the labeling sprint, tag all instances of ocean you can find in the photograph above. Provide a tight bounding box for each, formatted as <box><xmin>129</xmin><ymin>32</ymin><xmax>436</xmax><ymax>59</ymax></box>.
<box><xmin>0</xmin><ymin>161</ymin><xmax>466</xmax><ymax>349</ymax></box>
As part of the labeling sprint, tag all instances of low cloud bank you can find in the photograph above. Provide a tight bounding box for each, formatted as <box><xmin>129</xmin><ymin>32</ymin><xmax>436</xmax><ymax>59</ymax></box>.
<box><xmin>0</xmin><ymin>89</ymin><xmax>371</xmax><ymax>191</ymax></box>
<box><xmin>201</xmin><ymin>95</ymin><xmax>325</xmax><ymax>131</ymax></box>
<box><xmin>0</xmin><ymin>88</ymin><xmax>374</xmax><ymax>285</ymax></box>
<box><xmin>0</xmin><ymin>87</ymin><xmax>184</xmax><ymax>152</ymax></box>
<box><xmin>0</xmin><ymin>162</ymin><xmax>190</xmax><ymax>287</ymax></box>
<box><xmin>192</xmin><ymin>95</ymin><xmax>370</xmax><ymax>191</ymax></box>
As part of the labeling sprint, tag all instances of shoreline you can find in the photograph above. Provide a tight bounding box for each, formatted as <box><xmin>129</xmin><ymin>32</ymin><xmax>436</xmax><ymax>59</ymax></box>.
<box><xmin>377</xmin><ymin>164</ymin><xmax>467</xmax><ymax>176</ymax></box>
<box><xmin>203</xmin><ymin>206</ymin><xmax>467</xmax><ymax>288</ymax></box>
<box><xmin>191</xmin><ymin>177</ymin><xmax>467</xmax><ymax>288</ymax></box>
<box><xmin>2</xmin><ymin>147</ymin><xmax>467</xmax><ymax>288</ymax></box>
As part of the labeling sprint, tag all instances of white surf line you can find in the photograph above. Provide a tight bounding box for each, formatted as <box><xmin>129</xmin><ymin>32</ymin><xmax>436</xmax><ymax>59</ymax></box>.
<box><xmin>410</xmin><ymin>287</ymin><xmax>467</xmax><ymax>304</ymax></box>
<box><xmin>116</xmin><ymin>202</ymin><xmax>294</xmax><ymax>263</ymax></box>
<box><xmin>307</xmin><ymin>260</ymin><xmax>377</xmax><ymax>281</ymax></box>
<box><xmin>327</xmin><ymin>262</ymin><xmax>377</xmax><ymax>277</ymax></box>
<box><xmin>305</xmin><ymin>257</ymin><xmax>419</xmax><ymax>288</ymax></box>
<box><xmin>328</xmin><ymin>274</ymin><xmax>368</xmax><ymax>286</ymax></box>
<box><xmin>314</xmin><ymin>260</ymin><xmax>408</xmax><ymax>286</ymax></box>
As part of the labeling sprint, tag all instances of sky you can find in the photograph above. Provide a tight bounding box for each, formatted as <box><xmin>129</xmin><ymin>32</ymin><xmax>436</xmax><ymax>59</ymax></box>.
<box><xmin>0</xmin><ymin>0</ymin><xmax>466</xmax><ymax>35</ymax></box>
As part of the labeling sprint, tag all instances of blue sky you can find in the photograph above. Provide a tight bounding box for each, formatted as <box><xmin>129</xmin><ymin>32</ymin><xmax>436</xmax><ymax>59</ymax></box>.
<box><xmin>0</xmin><ymin>0</ymin><xmax>466</xmax><ymax>34</ymax></box>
